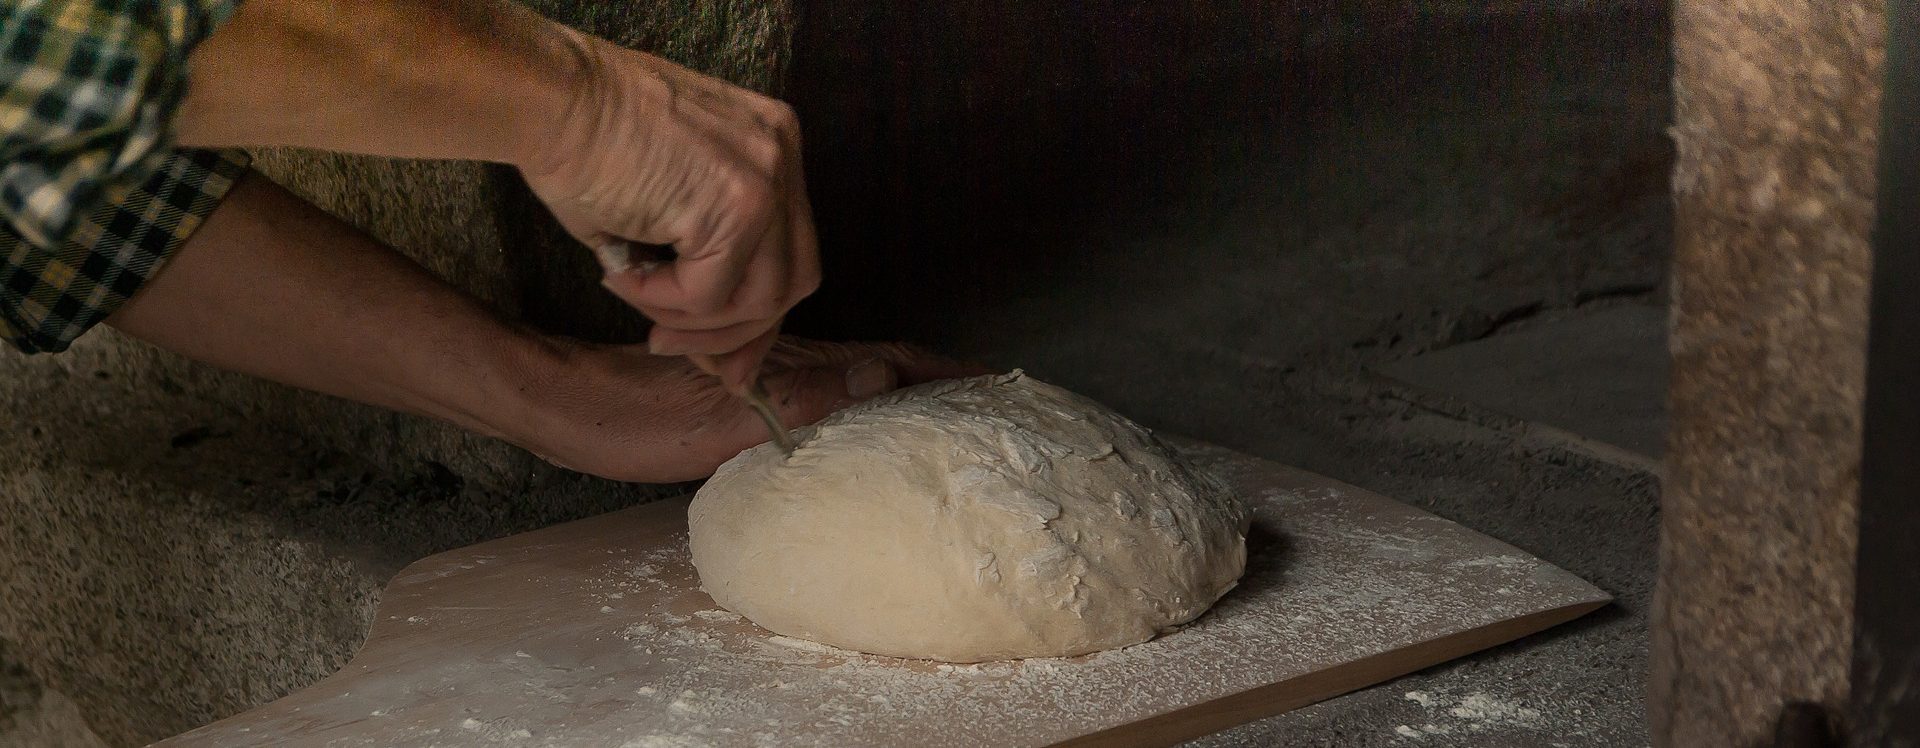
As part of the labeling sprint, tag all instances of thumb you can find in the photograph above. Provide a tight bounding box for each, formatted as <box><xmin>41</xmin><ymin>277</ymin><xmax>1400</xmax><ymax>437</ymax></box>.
<box><xmin>760</xmin><ymin>357</ymin><xmax>900</xmax><ymax>430</ymax></box>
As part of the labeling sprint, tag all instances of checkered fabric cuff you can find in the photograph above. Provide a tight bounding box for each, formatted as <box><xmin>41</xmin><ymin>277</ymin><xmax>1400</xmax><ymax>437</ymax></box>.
<box><xmin>0</xmin><ymin>146</ymin><xmax>248</xmax><ymax>353</ymax></box>
<box><xmin>1</xmin><ymin>0</ymin><xmax>240</xmax><ymax>249</ymax></box>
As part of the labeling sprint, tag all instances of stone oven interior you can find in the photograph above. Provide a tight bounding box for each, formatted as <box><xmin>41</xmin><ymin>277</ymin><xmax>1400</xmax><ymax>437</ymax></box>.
<box><xmin>4</xmin><ymin>2</ymin><xmax>1681</xmax><ymax>745</ymax></box>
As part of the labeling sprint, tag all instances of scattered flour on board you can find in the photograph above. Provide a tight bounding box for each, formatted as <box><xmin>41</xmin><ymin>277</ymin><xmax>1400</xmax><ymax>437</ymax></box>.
<box><xmin>767</xmin><ymin>635</ymin><xmax>853</xmax><ymax>655</ymax></box>
<box><xmin>667</xmin><ymin>690</ymin><xmax>704</xmax><ymax>714</ymax></box>
<box><xmin>492</xmin><ymin>450</ymin><xmax>1600</xmax><ymax>746</ymax></box>
<box><xmin>459</xmin><ymin>716</ymin><xmax>533</xmax><ymax>741</ymax></box>
<box><xmin>175</xmin><ymin>447</ymin><xmax>1602</xmax><ymax>748</ymax></box>
<box><xmin>596</xmin><ymin>511</ymin><xmax>1485</xmax><ymax>746</ymax></box>
<box><xmin>621</xmin><ymin>623</ymin><xmax>659</xmax><ymax>639</ymax></box>
<box><xmin>620</xmin><ymin>737</ymin><xmax>708</xmax><ymax>748</ymax></box>
<box><xmin>1447</xmin><ymin>554</ymin><xmax>1531</xmax><ymax>570</ymax></box>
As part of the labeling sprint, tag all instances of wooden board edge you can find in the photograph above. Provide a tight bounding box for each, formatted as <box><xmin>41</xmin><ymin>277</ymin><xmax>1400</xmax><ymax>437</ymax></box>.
<box><xmin>1049</xmin><ymin>599</ymin><xmax>1611</xmax><ymax>748</ymax></box>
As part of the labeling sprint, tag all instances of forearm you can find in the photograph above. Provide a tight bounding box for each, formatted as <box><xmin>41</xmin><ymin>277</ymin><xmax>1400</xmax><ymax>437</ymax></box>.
<box><xmin>173</xmin><ymin>0</ymin><xmax>586</xmax><ymax>168</ymax></box>
<box><xmin>106</xmin><ymin>171</ymin><xmax>549</xmax><ymax>441</ymax></box>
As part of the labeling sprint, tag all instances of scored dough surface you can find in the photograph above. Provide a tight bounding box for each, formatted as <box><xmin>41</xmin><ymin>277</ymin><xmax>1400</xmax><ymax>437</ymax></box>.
<box><xmin>688</xmin><ymin>371</ymin><xmax>1249</xmax><ymax>662</ymax></box>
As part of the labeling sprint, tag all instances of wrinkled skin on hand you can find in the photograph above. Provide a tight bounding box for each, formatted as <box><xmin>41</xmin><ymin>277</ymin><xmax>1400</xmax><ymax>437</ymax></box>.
<box><xmin>523</xmin><ymin>32</ymin><xmax>819</xmax><ymax>394</ymax></box>
<box><xmin>517</xmin><ymin>337</ymin><xmax>992</xmax><ymax>483</ymax></box>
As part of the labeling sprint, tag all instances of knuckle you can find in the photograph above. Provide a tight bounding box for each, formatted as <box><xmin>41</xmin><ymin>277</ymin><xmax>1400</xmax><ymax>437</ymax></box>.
<box><xmin>746</xmin><ymin>135</ymin><xmax>786</xmax><ymax>171</ymax></box>
<box><xmin>688</xmin><ymin>292</ymin><xmax>731</xmax><ymax>317</ymax></box>
<box><xmin>761</xmin><ymin>100</ymin><xmax>800</xmax><ymax>132</ymax></box>
<box><xmin>719</xmin><ymin>170</ymin><xmax>775</xmax><ymax>214</ymax></box>
<box><xmin>743</xmin><ymin>297</ymin><xmax>785</xmax><ymax>321</ymax></box>
<box><xmin>794</xmin><ymin>270</ymin><xmax>822</xmax><ymax>298</ymax></box>
<box><xmin>757</xmin><ymin>101</ymin><xmax>803</xmax><ymax>151</ymax></box>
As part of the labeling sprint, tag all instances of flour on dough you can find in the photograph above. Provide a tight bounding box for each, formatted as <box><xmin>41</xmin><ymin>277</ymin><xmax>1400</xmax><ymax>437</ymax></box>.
<box><xmin>688</xmin><ymin>371</ymin><xmax>1249</xmax><ymax>662</ymax></box>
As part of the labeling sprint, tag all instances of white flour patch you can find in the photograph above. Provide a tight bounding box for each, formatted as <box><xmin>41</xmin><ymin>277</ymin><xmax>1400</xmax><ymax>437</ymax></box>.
<box><xmin>458</xmin><ymin>716</ymin><xmax>533</xmax><ymax>741</ymax></box>
<box><xmin>619</xmin><ymin>737</ymin><xmax>707</xmax><ymax>748</ymax></box>
<box><xmin>1403</xmin><ymin>688</ymin><xmax>1546</xmax><ymax>734</ymax></box>
<box><xmin>667</xmin><ymin>690</ymin><xmax>704</xmax><ymax>714</ymax></box>
<box><xmin>621</xmin><ymin>624</ymin><xmax>659</xmax><ymax>639</ymax></box>
<box><xmin>1447</xmin><ymin>692</ymin><xmax>1543</xmax><ymax>727</ymax></box>
<box><xmin>1447</xmin><ymin>554</ymin><xmax>1530</xmax><ymax>570</ymax></box>
<box><xmin>1394</xmin><ymin>723</ymin><xmax>1454</xmax><ymax>738</ymax></box>
<box><xmin>767</xmin><ymin>635</ymin><xmax>848</xmax><ymax>655</ymax></box>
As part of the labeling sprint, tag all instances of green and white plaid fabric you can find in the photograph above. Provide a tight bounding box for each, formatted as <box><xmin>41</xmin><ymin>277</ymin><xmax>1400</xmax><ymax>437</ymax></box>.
<box><xmin>1</xmin><ymin>0</ymin><xmax>247</xmax><ymax>353</ymax></box>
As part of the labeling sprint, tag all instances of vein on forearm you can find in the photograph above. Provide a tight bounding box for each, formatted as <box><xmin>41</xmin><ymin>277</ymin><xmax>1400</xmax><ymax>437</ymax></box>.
<box><xmin>174</xmin><ymin>0</ymin><xmax>588</xmax><ymax>168</ymax></box>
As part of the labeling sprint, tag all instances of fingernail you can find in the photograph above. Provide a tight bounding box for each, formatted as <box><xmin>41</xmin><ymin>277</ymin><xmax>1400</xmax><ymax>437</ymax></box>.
<box><xmin>594</xmin><ymin>241</ymin><xmax>633</xmax><ymax>274</ymax></box>
<box><xmin>845</xmin><ymin>358</ymin><xmax>895</xmax><ymax>399</ymax></box>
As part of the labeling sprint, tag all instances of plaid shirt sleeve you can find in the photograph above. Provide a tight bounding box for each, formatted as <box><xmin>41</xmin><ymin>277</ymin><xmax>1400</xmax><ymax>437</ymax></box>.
<box><xmin>1</xmin><ymin>0</ymin><xmax>249</xmax><ymax>353</ymax></box>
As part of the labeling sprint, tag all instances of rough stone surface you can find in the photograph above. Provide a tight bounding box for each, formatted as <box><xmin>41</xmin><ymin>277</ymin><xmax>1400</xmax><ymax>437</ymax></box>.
<box><xmin>1650</xmin><ymin>1</ymin><xmax>1883</xmax><ymax>744</ymax></box>
<box><xmin>1380</xmin><ymin>303</ymin><xmax>1670</xmax><ymax>459</ymax></box>
<box><xmin>1</xmin><ymin>640</ymin><xmax>106</xmax><ymax>748</ymax></box>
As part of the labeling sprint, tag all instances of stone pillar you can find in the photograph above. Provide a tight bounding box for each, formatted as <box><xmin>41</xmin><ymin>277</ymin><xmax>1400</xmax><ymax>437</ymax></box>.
<box><xmin>1652</xmin><ymin>0</ymin><xmax>1884</xmax><ymax>745</ymax></box>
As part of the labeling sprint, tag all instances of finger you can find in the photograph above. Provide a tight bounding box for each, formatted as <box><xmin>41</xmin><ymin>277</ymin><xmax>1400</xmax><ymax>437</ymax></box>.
<box><xmin>606</xmin><ymin>220</ymin><xmax>786</xmax><ymax>331</ymax></box>
<box><xmin>648</xmin><ymin>318</ymin><xmax>780</xmax><ymax>359</ymax></box>
<box><xmin>722</xmin><ymin>223</ymin><xmax>793</xmax><ymax>320</ymax></box>
<box><xmin>597</xmin><ymin>242</ymin><xmax>674</xmax><ymax>316</ymax></box>
<box><xmin>758</xmin><ymin>355</ymin><xmax>903</xmax><ymax>431</ymax></box>
<box><xmin>685</xmin><ymin>352</ymin><xmax>725</xmax><ymax>380</ymax></box>
<box><xmin>712</xmin><ymin>327</ymin><xmax>781</xmax><ymax>395</ymax></box>
<box><xmin>783</xmin><ymin>148</ymin><xmax>823</xmax><ymax>304</ymax></box>
<box><xmin>643</xmin><ymin>177</ymin><xmax>784</xmax><ymax>316</ymax></box>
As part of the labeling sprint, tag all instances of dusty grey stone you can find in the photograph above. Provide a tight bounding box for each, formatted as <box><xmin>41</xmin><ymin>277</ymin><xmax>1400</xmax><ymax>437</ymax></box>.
<box><xmin>1651</xmin><ymin>0</ymin><xmax>1883</xmax><ymax>744</ymax></box>
<box><xmin>1</xmin><ymin>641</ymin><xmax>107</xmax><ymax>748</ymax></box>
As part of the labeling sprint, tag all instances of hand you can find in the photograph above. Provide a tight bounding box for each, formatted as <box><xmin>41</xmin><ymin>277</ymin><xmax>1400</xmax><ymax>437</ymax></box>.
<box><xmin>176</xmin><ymin>2</ymin><xmax>819</xmax><ymax>392</ymax></box>
<box><xmin>521</xmin><ymin>35</ymin><xmax>820</xmax><ymax>393</ymax></box>
<box><xmin>511</xmin><ymin>337</ymin><xmax>991</xmax><ymax>483</ymax></box>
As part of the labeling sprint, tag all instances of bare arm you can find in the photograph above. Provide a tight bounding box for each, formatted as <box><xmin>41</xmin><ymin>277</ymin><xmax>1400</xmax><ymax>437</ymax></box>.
<box><xmin>108</xmin><ymin>171</ymin><xmax>549</xmax><ymax>444</ymax></box>
<box><xmin>173</xmin><ymin>0</ymin><xmax>581</xmax><ymax>167</ymax></box>
<box><xmin>109</xmin><ymin>173</ymin><xmax>976</xmax><ymax>482</ymax></box>
<box><xmin>174</xmin><ymin>0</ymin><xmax>820</xmax><ymax>391</ymax></box>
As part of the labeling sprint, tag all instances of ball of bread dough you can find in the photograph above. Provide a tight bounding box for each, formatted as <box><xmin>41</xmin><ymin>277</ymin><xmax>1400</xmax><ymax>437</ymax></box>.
<box><xmin>688</xmin><ymin>371</ymin><xmax>1248</xmax><ymax>662</ymax></box>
